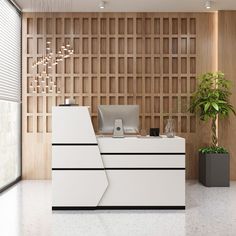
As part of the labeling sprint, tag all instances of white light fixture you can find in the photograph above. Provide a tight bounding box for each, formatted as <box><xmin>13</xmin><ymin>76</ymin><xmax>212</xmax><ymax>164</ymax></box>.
<box><xmin>31</xmin><ymin>42</ymin><xmax>74</xmax><ymax>94</ymax></box>
<box><xmin>99</xmin><ymin>1</ymin><xmax>106</xmax><ymax>9</ymax></box>
<box><xmin>205</xmin><ymin>1</ymin><xmax>211</xmax><ymax>9</ymax></box>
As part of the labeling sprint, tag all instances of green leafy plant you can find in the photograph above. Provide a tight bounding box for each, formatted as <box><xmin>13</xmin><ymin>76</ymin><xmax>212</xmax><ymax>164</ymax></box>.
<box><xmin>189</xmin><ymin>72</ymin><xmax>235</xmax><ymax>148</ymax></box>
<box><xmin>199</xmin><ymin>146</ymin><xmax>228</xmax><ymax>154</ymax></box>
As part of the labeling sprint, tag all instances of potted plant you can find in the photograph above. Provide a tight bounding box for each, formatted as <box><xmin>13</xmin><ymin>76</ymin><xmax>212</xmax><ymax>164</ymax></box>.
<box><xmin>189</xmin><ymin>72</ymin><xmax>235</xmax><ymax>187</ymax></box>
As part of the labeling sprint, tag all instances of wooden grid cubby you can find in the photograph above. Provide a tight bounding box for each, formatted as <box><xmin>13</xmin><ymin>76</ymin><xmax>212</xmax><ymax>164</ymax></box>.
<box><xmin>23</xmin><ymin>13</ymin><xmax>197</xmax><ymax>135</ymax></box>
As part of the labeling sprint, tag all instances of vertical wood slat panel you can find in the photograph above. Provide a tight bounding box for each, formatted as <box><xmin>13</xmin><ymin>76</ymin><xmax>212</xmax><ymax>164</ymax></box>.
<box><xmin>218</xmin><ymin>11</ymin><xmax>236</xmax><ymax>180</ymax></box>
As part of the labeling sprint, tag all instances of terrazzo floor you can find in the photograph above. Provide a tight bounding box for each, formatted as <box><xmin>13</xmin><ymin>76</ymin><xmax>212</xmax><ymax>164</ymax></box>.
<box><xmin>0</xmin><ymin>180</ymin><xmax>236</xmax><ymax>236</ymax></box>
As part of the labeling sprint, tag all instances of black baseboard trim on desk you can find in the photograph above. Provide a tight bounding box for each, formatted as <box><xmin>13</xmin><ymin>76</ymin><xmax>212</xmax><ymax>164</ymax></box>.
<box><xmin>0</xmin><ymin>176</ymin><xmax>21</xmax><ymax>194</ymax></box>
<box><xmin>52</xmin><ymin>206</ymin><xmax>185</xmax><ymax>210</ymax></box>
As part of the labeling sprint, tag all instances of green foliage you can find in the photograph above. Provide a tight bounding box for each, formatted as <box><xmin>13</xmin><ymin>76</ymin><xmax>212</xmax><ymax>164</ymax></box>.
<box><xmin>189</xmin><ymin>72</ymin><xmax>235</xmax><ymax>121</ymax></box>
<box><xmin>189</xmin><ymin>72</ymin><xmax>235</xmax><ymax>147</ymax></box>
<box><xmin>199</xmin><ymin>146</ymin><xmax>228</xmax><ymax>154</ymax></box>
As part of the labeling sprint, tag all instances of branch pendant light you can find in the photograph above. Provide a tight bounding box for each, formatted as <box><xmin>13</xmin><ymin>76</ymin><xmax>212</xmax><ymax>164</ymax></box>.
<box><xmin>30</xmin><ymin>0</ymin><xmax>74</xmax><ymax>95</ymax></box>
<box><xmin>31</xmin><ymin>42</ymin><xmax>74</xmax><ymax>94</ymax></box>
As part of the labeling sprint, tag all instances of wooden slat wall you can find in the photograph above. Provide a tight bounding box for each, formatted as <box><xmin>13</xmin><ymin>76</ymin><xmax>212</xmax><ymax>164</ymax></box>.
<box><xmin>22</xmin><ymin>13</ymin><xmax>216</xmax><ymax>179</ymax></box>
<box><xmin>218</xmin><ymin>11</ymin><xmax>236</xmax><ymax>180</ymax></box>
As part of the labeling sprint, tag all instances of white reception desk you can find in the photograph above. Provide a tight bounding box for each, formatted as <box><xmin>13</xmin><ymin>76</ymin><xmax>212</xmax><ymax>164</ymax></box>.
<box><xmin>52</xmin><ymin>106</ymin><xmax>185</xmax><ymax>210</ymax></box>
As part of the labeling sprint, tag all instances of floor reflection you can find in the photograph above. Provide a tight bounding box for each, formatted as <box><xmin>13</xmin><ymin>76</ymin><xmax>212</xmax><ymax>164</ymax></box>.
<box><xmin>52</xmin><ymin>210</ymin><xmax>185</xmax><ymax>236</ymax></box>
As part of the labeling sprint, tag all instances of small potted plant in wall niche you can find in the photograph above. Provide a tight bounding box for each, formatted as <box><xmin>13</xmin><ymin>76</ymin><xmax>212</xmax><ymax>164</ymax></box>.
<box><xmin>189</xmin><ymin>72</ymin><xmax>235</xmax><ymax>187</ymax></box>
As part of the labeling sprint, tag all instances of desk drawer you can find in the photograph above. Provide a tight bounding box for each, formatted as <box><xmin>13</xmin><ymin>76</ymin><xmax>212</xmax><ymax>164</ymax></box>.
<box><xmin>99</xmin><ymin>169</ymin><xmax>185</xmax><ymax>206</ymax></box>
<box><xmin>102</xmin><ymin>154</ymin><xmax>185</xmax><ymax>168</ymax></box>
<box><xmin>97</xmin><ymin>137</ymin><xmax>185</xmax><ymax>153</ymax></box>
<box><xmin>52</xmin><ymin>146</ymin><xmax>103</xmax><ymax>168</ymax></box>
<box><xmin>52</xmin><ymin>170</ymin><xmax>108</xmax><ymax>206</ymax></box>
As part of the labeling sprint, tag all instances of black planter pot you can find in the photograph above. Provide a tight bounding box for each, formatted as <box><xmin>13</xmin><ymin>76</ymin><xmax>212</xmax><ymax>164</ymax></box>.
<box><xmin>199</xmin><ymin>152</ymin><xmax>230</xmax><ymax>187</ymax></box>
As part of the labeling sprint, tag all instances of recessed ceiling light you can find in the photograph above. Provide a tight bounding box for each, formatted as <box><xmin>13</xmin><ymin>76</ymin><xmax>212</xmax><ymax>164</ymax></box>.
<box><xmin>205</xmin><ymin>1</ymin><xmax>211</xmax><ymax>9</ymax></box>
<box><xmin>99</xmin><ymin>1</ymin><xmax>106</xmax><ymax>9</ymax></box>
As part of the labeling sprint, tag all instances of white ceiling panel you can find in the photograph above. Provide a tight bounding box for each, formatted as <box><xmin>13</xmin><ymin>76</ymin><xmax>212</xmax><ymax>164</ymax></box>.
<box><xmin>13</xmin><ymin>0</ymin><xmax>236</xmax><ymax>12</ymax></box>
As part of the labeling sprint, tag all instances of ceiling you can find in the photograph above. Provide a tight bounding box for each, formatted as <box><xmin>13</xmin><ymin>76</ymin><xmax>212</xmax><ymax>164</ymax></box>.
<box><xmin>14</xmin><ymin>0</ymin><xmax>236</xmax><ymax>12</ymax></box>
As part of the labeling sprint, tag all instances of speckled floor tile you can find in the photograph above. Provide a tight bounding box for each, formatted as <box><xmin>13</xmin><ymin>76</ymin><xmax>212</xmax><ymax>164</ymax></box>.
<box><xmin>0</xmin><ymin>180</ymin><xmax>235</xmax><ymax>236</ymax></box>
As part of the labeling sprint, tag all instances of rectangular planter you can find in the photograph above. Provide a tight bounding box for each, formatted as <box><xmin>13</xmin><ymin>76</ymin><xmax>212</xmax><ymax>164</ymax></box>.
<box><xmin>199</xmin><ymin>153</ymin><xmax>230</xmax><ymax>187</ymax></box>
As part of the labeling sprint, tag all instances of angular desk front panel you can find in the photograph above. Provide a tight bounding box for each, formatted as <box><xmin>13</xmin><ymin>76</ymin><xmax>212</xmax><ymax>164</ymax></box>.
<box><xmin>52</xmin><ymin>107</ymin><xmax>185</xmax><ymax>209</ymax></box>
<box><xmin>52</xmin><ymin>107</ymin><xmax>108</xmax><ymax>208</ymax></box>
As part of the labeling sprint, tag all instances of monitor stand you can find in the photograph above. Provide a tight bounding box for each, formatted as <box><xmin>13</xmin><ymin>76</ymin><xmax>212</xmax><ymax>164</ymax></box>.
<box><xmin>113</xmin><ymin>119</ymin><xmax>124</xmax><ymax>138</ymax></box>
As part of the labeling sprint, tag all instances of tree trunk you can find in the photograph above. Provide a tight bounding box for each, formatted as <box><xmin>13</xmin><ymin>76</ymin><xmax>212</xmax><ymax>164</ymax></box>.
<box><xmin>211</xmin><ymin>116</ymin><xmax>217</xmax><ymax>147</ymax></box>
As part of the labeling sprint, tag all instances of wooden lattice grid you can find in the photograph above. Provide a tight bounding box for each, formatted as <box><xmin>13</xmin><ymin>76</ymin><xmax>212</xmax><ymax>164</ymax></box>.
<box><xmin>24</xmin><ymin>13</ymin><xmax>197</xmax><ymax>135</ymax></box>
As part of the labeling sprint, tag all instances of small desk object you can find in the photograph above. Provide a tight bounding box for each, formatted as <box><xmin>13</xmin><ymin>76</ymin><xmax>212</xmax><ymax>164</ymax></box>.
<box><xmin>52</xmin><ymin>106</ymin><xmax>185</xmax><ymax>210</ymax></box>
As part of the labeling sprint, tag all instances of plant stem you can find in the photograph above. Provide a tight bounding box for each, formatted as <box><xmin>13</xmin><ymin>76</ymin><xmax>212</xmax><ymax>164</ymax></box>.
<box><xmin>212</xmin><ymin>116</ymin><xmax>217</xmax><ymax>147</ymax></box>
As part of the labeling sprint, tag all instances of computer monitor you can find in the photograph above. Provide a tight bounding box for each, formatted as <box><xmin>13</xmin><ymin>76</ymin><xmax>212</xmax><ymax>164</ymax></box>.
<box><xmin>98</xmin><ymin>105</ymin><xmax>139</xmax><ymax>137</ymax></box>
